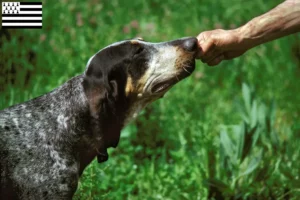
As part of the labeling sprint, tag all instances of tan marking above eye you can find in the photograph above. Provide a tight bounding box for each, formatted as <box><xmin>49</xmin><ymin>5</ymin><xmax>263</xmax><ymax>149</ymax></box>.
<box><xmin>130</xmin><ymin>40</ymin><xmax>140</xmax><ymax>45</ymax></box>
<box><xmin>125</xmin><ymin>76</ymin><xmax>134</xmax><ymax>97</ymax></box>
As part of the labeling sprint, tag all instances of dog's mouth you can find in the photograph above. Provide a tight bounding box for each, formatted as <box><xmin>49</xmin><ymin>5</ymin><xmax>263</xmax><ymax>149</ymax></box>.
<box><xmin>151</xmin><ymin>60</ymin><xmax>195</xmax><ymax>93</ymax></box>
<box><xmin>152</xmin><ymin>79</ymin><xmax>177</xmax><ymax>93</ymax></box>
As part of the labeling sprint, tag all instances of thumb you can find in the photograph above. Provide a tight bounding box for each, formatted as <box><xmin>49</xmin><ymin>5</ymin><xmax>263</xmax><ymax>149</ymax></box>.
<box><xmin>197</xmin><ymin>32</ymin><xmax>207</xmax><ymax>46</ymax></box>
<box><xmin>196</xmin><ymin>32</ymin><xmax>208</xmax><ymax>59</ymax></box>
<box><xmin>196</xmin><ymin>36</ymin><xmax>215</xmax><ymax>58</ymax></box>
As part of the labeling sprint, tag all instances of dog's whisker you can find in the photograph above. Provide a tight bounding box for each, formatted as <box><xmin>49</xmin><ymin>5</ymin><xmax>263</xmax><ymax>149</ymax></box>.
<box><xmin>182</xmin><ymin>66</ymin><xmax>191</xmax><ymax>74</ymax></box>
<box><xmin>175</xmin><ymin>74</ymin><xmax>180</xmax><ymax>81</ymax></box>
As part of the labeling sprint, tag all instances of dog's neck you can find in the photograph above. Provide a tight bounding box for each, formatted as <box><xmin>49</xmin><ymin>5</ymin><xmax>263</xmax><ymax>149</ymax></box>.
<box><xmin>46</xmin><ymin>75</ymin><xmax>90</xmax><ymax>139</ymax></box>
<box><xmin>20</xmin><ymin>74</ymin><xmax>148</xmax><ymax>172</ymax></box>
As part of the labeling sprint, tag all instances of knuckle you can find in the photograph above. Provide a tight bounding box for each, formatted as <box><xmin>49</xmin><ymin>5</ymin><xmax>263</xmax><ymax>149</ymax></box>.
<box><xmin>201</xmin><ymin>58</ymin><xmax>208</xmax><ymax>63</ymax></box>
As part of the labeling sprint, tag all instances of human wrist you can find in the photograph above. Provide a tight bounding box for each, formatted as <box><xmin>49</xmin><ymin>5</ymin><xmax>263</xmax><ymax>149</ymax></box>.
<box><xmin>233</xmin><ymin>24</ymin><xmax>257</xmax><ymax>52</ymax></box>
<box><xmin>234</xmin><ymin>0</ymin><xmax>300</xmax><ymax>51</ymax></box>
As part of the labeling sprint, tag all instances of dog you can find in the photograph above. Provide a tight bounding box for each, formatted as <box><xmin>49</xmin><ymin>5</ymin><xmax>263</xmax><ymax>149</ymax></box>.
<box><xmin>0</xmin><ymin>37</ymin><xmax>198</xmax><ymax>199</ymax></box>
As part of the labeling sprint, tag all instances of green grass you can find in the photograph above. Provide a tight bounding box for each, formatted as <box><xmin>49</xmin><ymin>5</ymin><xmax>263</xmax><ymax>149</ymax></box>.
<box><xmin>1</xmin><ymin>0</ymin><xmax>300</xmax><ymax>199</ymax></box>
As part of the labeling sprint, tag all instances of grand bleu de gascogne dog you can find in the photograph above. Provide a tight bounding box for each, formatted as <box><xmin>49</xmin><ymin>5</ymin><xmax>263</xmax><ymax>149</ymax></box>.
<box><xmin>0</xmin><ymin>37</ymin><xmax>198</xmax><ymax>199</ymax></box>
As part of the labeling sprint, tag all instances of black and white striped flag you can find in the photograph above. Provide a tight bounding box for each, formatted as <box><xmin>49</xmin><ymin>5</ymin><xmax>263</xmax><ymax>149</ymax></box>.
<box><xmin>2</xmin><ymin>2</ymin><xmax>42</xmax><ymax>29</ymax></box>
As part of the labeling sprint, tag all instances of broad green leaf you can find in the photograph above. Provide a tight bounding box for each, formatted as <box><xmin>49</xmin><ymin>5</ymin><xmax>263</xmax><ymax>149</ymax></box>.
<box><xmin>251</xmin><ymin>126</ymin><xmax>260</xmax><ymax>148</ymax></box>
<box><xmin>236</xmin><ymin>124</ymin><xmax>245</xmax><ymax>162</ymax></box>
<box><xmin>250</xmin><ymin>100</ymin><xmax>257</xmax><ymax>129</ymax></box>
<box><xmin>239</xmin><ymin>149</ymin><xmax>263</xmax><ymax>178</ymax></box>
<box><xmin>258</xmin><ymin>104</ymin><xmax>267</xmax><ymax>127</ymax></box>
<box><xmin>242</xmin><ymin>83</ymin><xmax>251</xmax><ymax>115</ymax></box>
<box><xmin>220</xmin><ymin>130</ymin><xmax>234</xmax><ymax>158</ymax></box>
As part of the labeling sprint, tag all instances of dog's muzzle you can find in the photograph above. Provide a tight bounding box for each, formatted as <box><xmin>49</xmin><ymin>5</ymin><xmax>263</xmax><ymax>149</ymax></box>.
<box><xmin>150</xmin><ymin>37</ymin><xmax>198</xmax><ymax>94</ymax></box>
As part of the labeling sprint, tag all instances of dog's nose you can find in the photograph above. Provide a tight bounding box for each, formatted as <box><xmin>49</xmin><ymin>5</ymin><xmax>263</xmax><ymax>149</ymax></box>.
<box><xmin>181</xmin><ymin>37</ymin><xmax>198</xmax><ymax>52</ymax></box>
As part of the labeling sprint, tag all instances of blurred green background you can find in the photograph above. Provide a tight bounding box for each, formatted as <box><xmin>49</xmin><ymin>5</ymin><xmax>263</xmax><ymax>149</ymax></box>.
<box><xmin>1</xmin><ymin>0</ymin><xmax>300</xmax><ymax>199</ymax></box>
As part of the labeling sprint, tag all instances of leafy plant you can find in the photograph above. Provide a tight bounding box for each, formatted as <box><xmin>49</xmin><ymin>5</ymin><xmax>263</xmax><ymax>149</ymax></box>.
<box><xmin>207</xmin><ymin>84</ymin><xmax>300</xmax><ymax>199</ymax></box>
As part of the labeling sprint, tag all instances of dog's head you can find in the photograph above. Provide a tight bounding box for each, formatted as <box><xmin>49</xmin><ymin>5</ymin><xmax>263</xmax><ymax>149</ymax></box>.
<box><xmin>83</xmin><ymin>37</ymin><xmax>198</xmax><ymax>159</ymax></box>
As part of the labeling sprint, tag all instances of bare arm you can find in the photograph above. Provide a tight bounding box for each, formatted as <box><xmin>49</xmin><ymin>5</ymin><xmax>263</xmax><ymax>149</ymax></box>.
<box><xmin>240</xmin><ymin>0</ymin><xmax>300</xmax><ymax>49</ymax></box>
<box><xmin>197</xmin><ymin>0</ymin><xmax>300</xmax><ymax>66</ymax></box>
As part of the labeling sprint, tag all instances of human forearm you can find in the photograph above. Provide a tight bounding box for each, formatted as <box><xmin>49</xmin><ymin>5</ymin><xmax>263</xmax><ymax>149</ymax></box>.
<box><xmin>196</xmin><ymin>0</ymin><xmax>300</xmax><ymax>66</ymax></box>
<box><xmin>237</xmin><ymin>0</ymin><xmax>300</xmax><ymax>49</ymax></box>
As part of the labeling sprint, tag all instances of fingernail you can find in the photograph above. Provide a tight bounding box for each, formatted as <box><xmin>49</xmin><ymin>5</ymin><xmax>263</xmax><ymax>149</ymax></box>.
<box><xmin>199</xmin><ymin>40</ymin><xmax>204</xmax><ymax>45</ymax></box>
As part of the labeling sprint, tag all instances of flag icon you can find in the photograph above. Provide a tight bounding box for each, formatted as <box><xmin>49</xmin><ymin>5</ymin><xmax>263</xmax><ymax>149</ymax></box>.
<box><xmin>2</xmin><ymin>2</ymin><xmax>42</xmax><ymax>29</ymax></box>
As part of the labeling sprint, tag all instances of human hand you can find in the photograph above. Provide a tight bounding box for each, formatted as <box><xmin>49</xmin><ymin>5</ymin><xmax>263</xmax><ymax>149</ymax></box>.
<box><xmin>196</xmin><ymin>29</ymin><xmax>251</xmax><ymax>66</ymax></box>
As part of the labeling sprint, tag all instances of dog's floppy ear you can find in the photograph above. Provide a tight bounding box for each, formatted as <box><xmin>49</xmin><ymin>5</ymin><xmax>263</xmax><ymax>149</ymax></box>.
<box><xmin>83</xmin><ymin>45</ymin><xmax>131</xmax><ymax>155</ymax></box>
<box><xmin>83</xmin><ymin>47</ymin><xmax>126</xmax><ymax>115</ymax></box>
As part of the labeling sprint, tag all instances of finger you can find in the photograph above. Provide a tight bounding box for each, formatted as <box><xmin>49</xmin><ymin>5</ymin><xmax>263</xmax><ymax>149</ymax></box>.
<box><xmin>196</xmin><ymin>31</ymin><xmax>211</xmax><ymax>45</ymax></box>
<box><xmin>197</xmin><ymin>37</ymin><xmax>215</xmax><ymax>58</ymax></box>
<box><xmin>207</xmin><ymin>54</ymin><xmax>224</xmax><ymax>66</ymax></box>
<box><xmin>196</xmin><ymin>32</ymin><xmax>207</xmax><ymax>47</ymax></box>
<box><xmin>202</xmin><ymin>48</ymin><xmax>222</xmax><ymax>64</ymax></box>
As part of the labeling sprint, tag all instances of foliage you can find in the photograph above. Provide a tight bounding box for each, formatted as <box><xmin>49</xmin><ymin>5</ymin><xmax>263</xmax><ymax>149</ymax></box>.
<box><xmin>1</xmin><ymin>0</ymin><xmax>300</xmax><ymax>199</ymax></box>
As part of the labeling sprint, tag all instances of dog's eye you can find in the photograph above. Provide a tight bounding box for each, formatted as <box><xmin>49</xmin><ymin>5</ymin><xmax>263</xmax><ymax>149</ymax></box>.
<box><xmin>135</xmin><ymin>47</ymin><xmax>144</xmax><ymax>55</ymax></box>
